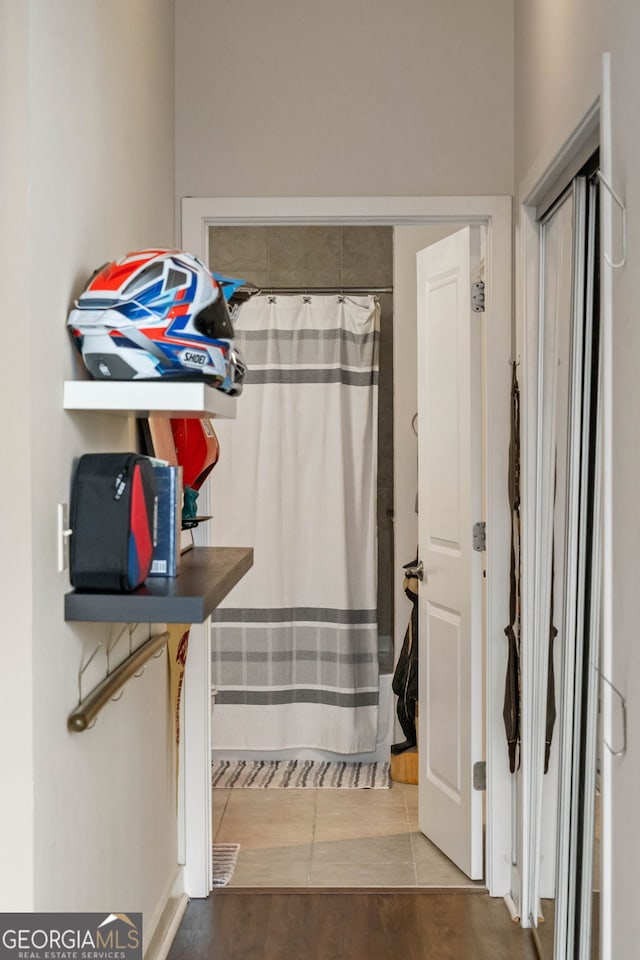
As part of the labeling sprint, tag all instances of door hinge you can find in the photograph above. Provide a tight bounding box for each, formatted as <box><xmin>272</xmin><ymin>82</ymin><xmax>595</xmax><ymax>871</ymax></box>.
<box><xmin>473</xmin><ymin>761</ymin><xmax>486</xmax><ymax>791</ymax></box>
<box><xmin>473</xmin><ymin>521</ymin><xmax>486</xmax><ymax>552</ymax></box>
<box><xmin>471</xmin><ymin>280</ymin><xmax>485</xmax><ymax>313</ymax></box>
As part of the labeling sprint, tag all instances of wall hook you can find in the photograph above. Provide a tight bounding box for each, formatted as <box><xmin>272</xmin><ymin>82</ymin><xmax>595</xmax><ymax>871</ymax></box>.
<box><xmin>598</xmin><ymin>667</ymin><xmax>627</xmax><ymax>758</ymax></box>
<box><xmin>106</xmin><ymin>622</ymin><xmax>132</xmax><ymax>674</ymax></box>
<box><xmin>78</xmin><ymin>640</ymin><xmax>104</xmax><ymax>706</ymax></box>
<box><xmin>597</xmin><ymin>170</ymin><xmax>627</xmax><ymax>269</ymax></box>
<box><xmin>68</xmin><ymin>630</ymin><xmax>169</xmax><ymax>733</ymax></box>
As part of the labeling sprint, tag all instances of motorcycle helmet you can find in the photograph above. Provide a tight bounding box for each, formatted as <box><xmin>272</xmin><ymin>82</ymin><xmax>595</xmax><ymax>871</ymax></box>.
<box><xmin>67</xmin><ymin>249</ymin><xmax>247</xmax><ymax>395</ymax></box>
<box><xmin>170</xmin><ymin>417</ymin><xmax>220</xmax><ymax>491</ymax></box>
<box><xmin>211</xmin><ymin>271</ymin><xmax>258</xmax><ymax>317</ymax></box>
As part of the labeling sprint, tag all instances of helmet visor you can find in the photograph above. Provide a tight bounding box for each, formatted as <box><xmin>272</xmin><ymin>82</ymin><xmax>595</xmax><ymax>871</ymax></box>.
<box><xmin>194</xmin><ymin>295</ymin><xmax>235</xmax><ymax>340</ymax></box>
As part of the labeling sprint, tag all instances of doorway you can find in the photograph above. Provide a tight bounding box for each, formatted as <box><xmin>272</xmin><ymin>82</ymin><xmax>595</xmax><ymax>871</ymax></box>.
<box><xmin>206</xmin><ymin>222</ymin><xmax>396</xmax><ymax>698</ymax></box>
<box><xmin>180</xmin><ymin>196</ymin><xmax>512</xmax><ymax>900</ymax></box>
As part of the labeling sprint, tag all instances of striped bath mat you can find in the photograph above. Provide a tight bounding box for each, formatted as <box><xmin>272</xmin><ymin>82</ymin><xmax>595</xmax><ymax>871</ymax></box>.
<box><xmin>212</xmin><ymin>759</ymin><xmax>390</xmax><ymax>789</ymax></box>
<box><xmin>212</xmin><ymin>843</ymin><xmax>240</xmax><ymax>887</ymax></box>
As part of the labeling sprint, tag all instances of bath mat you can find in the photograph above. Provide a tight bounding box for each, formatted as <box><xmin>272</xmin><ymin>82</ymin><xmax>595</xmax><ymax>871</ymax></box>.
<box><xmin>212</xmin><ymin>843</ymin><xmax>240</xmax><ymax>887</ymax></box>
<box><xmin>212</xmin><ymin>759</ymin><xmax>390</xmax><ymax>789</ymax></box>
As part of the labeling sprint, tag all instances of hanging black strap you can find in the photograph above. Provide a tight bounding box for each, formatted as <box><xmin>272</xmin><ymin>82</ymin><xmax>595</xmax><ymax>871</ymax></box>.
<box><xmin>503</xmin><ymin>362</ymin><xmax>521</xmax><ymax>773</ymax></box>
<box><xmin>544</xmin><ymin>487</ymin><xmax>558</xmax><ymax>774</ymax></box>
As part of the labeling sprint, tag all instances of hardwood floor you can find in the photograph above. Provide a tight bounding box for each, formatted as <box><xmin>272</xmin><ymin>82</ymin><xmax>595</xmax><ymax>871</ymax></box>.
<box><xmin>168</xmin><ymin>890</ymin><xmax>537</xmax><ymax>960</ymax></box>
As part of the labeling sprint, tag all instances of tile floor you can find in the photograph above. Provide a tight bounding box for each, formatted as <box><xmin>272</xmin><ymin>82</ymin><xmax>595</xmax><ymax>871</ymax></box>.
<box><xmin>213</xmin><ymin>781</ymin><xmax>483</xmax><ymax>888</ymax></box>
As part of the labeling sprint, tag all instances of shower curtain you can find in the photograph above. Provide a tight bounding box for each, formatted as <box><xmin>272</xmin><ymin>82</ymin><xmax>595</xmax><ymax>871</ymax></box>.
<box><xmin>209</xmin><ymin>294</ymin><xmax>380</xmax><ymax>754</ymax></box>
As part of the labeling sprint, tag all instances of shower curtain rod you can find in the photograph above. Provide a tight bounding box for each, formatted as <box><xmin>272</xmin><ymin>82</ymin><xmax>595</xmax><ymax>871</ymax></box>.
<box><xmin>256</xmin><ymin>286</ymin><xmax>393</xmax><ymax>295</ymax></box>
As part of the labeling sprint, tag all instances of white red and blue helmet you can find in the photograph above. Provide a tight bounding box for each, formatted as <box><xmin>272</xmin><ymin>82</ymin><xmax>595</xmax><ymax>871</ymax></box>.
<box><xmin>67</xmin><ymin>249</ymin><xmax>247</xmax><ymax>395</ymax></box>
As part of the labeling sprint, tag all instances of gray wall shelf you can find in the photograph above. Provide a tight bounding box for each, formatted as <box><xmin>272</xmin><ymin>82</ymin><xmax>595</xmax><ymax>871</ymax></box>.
<box><xmin>64</xmin><ymin>546</ymin><xmax>253</xmax><ymax>623</ymax></box>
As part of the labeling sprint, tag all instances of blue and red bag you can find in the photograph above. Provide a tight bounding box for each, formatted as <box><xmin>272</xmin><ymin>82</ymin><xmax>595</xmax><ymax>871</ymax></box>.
<box><xmin>70</xmin><ymin>452</ymin><xmax>157</xmax><ymax>591</ymax></box>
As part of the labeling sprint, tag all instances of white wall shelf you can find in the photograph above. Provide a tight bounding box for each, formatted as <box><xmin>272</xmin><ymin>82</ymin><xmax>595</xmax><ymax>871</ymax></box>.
<box><xmin>63</xmin><ymin>380</ymin><xmax>237</xmax><ymax>419</ymax></box>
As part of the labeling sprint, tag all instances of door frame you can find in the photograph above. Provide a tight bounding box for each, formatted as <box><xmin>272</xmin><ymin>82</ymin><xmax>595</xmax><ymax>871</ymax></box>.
<box><xmin>180</xmin><ymin>195</ymin><xmax>513</xmax><ymax>899</ymax></box>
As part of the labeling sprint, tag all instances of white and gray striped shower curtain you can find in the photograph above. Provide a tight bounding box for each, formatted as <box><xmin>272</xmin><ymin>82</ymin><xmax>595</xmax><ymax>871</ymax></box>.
<box><xmin>209</xmin><ymin>294</ymin><xmax>380</xmax><ymax>754</ymax></box>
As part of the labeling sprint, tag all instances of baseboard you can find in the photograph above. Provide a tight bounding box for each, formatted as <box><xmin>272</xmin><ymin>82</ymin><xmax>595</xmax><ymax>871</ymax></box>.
<box><xmin>144</xmin><ymin>867</ymin><xmax>189</xmax><ymax>960</ymax></box>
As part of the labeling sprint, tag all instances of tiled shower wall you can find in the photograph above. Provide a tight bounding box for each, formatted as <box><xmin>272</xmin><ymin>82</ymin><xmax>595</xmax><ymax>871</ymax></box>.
<box><xmin>209</xmin><ymin>225</ymin><xmax>394</xmax><ymax>670</ymax></box>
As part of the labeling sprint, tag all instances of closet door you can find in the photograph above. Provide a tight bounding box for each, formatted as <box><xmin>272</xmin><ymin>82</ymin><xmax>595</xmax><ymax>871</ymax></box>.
<box><xmin>532</xmin><ymin>168</ymin><xmax>601</xmax><ymax>960</ymax></box>
<box><xmin>536</xmin><ymin>181</ymin><xmax>577</xmax><ymax>912</ymax></box>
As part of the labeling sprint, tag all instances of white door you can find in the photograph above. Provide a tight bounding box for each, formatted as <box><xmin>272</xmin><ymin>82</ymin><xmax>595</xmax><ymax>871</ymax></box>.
<box><xmin>416</xmin><ymin>226</ymin><xmax>484</xmax><ymax>880</ymax></box>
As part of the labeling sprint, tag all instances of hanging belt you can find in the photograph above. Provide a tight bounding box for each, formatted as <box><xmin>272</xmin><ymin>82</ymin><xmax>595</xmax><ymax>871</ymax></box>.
<box><xmin>503</xmin><ymin>363</ymin><xmax>521</xmax><ymax>773</ymax></box>
<box><xmin>545</xmin><ymin>471</ymin><xmax>558</xmax><ymax>774</ymax></box>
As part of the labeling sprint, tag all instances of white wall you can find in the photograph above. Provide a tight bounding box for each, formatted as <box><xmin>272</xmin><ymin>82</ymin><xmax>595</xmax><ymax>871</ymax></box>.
<box><xmin>514</xmin><ymin>0</ymin><xmax>603</xmax><ymax>189</ymax></box>
<box><xmin>0</xmin><ymin>0</ymin><xmax>178</xmax><ymax>941</ymax></box>
<box><xmin>603</xmin><ymin>5</ymin><xmax>640</xmax><ymax>956</ymax></box>
<box><xmin>0</xmin><ymin>0</ymin><xmax>35</xmax><ymax>911</ymax></box>
<box><xmin>175</xmin><ymin>0</ymin><xmax>514</xmax><ymax>201</ymax></box>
